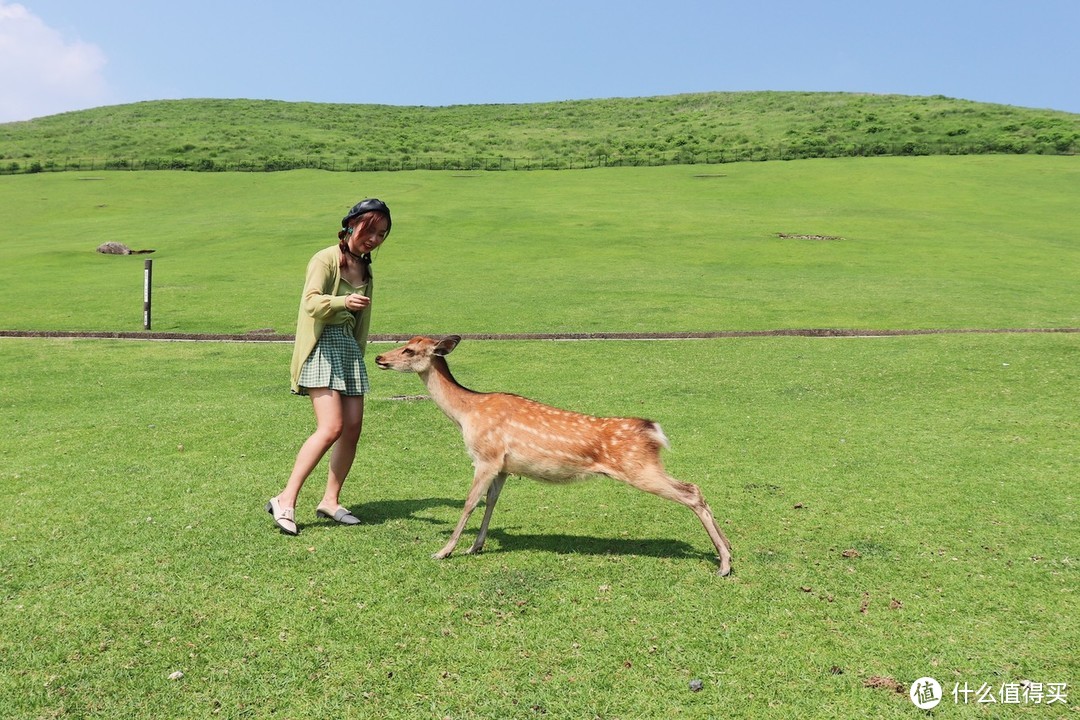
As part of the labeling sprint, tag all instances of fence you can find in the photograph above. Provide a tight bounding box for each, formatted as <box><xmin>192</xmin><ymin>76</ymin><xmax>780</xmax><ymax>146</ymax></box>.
<box><xmin>1</xmin><ymin>141</ymin><xmax>1073</xmax><ymax>175</ymax></box>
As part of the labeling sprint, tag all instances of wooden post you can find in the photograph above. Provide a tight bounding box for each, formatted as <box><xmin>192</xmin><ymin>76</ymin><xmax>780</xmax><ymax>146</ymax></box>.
<box><xmin>143</xmin><ymin>259</ymin><xmax>153</xmax><ymax>330</ymax></box>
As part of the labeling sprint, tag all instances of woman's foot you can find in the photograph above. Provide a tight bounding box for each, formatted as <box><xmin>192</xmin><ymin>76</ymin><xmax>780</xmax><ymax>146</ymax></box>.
<box><xmin>266</xmin><ymin>496</ymin><xmax>298</xmax><ymax>535</ymax></box>
<box><xmin>315</xmin><ymin>504</ymin><xmax>361</xmax><ymax>525</ymax></box>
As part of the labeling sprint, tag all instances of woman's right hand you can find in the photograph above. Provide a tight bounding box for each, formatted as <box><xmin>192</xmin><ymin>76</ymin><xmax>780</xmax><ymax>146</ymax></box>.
<box><xmin>344</xmin><ymin>293</ymin><xmax>371</xmax><ymax>311</ymax></box>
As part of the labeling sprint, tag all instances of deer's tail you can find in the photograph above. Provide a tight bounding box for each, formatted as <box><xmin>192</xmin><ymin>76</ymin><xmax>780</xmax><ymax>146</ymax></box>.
<box><xmin>644</xmin><ymin>421</ymin><xmax>671</xmax><ymax>450</ymax></box>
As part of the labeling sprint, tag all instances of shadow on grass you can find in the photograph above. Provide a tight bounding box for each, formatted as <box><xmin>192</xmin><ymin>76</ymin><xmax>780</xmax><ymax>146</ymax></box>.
<box><xmin>475</xmin><ymin>527</ymin><xmax>713</xmax><ymax>562</ymax></box>
<box><xmin>339</xmin><ymin>497</ymin><xmax>462</xmax><ymax>526</ymax></box>
<box><xmin>336</xmin><ymin>496</ymin><xmax>717</xmax><ymax>563</ymax></box>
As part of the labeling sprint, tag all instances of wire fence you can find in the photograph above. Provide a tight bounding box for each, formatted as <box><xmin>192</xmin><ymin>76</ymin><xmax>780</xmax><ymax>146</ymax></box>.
<box><xmin>1</xmin><ymin>141</ymin><xmax>1074</xmax><ymax>175</ymax></box>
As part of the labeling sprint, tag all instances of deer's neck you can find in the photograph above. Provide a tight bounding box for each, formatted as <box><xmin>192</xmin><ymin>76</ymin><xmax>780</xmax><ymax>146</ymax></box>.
<box><xmin>419</xmin><ymin>357</ymin><xmax>476</xmax><ymax>422</ymax></box>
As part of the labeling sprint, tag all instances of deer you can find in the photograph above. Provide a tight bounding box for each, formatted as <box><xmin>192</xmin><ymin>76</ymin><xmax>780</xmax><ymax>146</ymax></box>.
<box><xmin>374</xmin><ymin>335</ymin><xmax>733</xmax><ymax>576</ymax></box>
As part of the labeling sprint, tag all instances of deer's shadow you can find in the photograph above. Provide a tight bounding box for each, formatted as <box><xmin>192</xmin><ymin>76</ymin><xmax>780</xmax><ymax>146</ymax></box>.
<box><xmin>336</xmin><ymin>496</ymin><xmax>714</xmax><ymax>563</ymax></box>
<box><xmin>477</xmin><ymin>527</ymin><xmax>711</xmax><ymax>561</ymax></box>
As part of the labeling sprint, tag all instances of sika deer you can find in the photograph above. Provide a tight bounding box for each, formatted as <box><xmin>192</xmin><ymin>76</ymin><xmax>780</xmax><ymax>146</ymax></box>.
<box><xmin>374</xmin><ymin>335</ymin><xmax>733</xmax><ymax>575</ymax></box>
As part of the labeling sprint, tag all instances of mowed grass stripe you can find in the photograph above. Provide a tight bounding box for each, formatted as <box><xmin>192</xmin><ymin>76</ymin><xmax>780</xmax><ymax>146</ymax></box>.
<box><xmin>1</xmin><ymin>156</ymin><xmax>1077</xmax><ymax>335</ymax></box>
<box><xmin>0</xmin><ymin>333</ymin><xmax>1076</xmax><ymax>718</ymax></box>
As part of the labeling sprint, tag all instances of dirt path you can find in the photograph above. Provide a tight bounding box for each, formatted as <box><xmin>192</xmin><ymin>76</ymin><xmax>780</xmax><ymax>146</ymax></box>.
<box><xmin>2</xmin><ymin>328</ymin><xmax>1076</xmax><ymax>343</ymax></box>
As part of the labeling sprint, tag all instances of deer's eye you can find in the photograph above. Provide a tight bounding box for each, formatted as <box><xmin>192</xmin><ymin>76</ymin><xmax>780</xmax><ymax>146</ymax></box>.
<box><xmin>402</xmin><ymin>348</ymin><xmax>415</xmax><ymax>357</ymax></box>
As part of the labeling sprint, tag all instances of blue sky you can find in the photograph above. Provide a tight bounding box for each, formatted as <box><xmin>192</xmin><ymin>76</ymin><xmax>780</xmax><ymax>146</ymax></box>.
<box><xmin>2</xmin><ymin>0</ymin><xmax>1078</xmax><ymax>123</ymax></box>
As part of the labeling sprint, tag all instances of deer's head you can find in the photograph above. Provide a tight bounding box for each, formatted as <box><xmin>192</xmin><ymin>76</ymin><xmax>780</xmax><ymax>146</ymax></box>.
<box><xmin>374</xmin><ymin>335</ymin><xmax>461</xmax><ymax>374</ymax></box>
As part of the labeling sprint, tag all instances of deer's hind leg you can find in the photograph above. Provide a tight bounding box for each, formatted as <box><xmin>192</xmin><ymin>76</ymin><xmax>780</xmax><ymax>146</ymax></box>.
<box><xmin>614</xmin><ymin>464</ymin><xmax>733</xmax><ymax>576</ymax></box>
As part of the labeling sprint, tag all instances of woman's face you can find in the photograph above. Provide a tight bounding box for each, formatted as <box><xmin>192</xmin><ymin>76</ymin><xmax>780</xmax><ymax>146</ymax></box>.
<box><xmin>348</xmin><ymin>215</ymin><xmax>390</xmax><ymax>254</ymax></box>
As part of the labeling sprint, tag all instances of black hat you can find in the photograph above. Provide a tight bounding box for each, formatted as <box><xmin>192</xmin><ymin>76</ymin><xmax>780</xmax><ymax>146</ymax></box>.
<box><xmin>342</xmin><ymin>198</ymin><xmax>391</xmax><ymax>232</ymax></box>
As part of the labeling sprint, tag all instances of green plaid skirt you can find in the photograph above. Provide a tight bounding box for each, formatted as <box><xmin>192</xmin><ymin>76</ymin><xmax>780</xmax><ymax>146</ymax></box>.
<box><xmin>295</xmin><ymin>324</ymin><xmax>369</xmax><ymax>396</ymax></box>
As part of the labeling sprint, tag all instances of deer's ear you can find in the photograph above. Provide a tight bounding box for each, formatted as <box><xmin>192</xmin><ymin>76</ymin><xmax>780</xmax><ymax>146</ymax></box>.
<box><xmin>434</xmin><ymin>335</ymin><xmax>461</xmax><ymax>356</ymax></box>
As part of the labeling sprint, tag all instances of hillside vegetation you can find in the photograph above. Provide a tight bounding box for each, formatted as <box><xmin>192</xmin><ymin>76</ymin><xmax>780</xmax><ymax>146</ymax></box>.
<box><xmin>1</xmin><ymin>92</ymin><xmax>1077</xmax><ymax>172</ymax></box>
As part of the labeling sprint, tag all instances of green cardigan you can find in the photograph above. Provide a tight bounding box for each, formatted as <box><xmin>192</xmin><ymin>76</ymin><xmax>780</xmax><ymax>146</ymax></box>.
<box><xmin>289</xmin><ymin>245</ymin><xmax>374</xmax><ymax>393</ymax></box>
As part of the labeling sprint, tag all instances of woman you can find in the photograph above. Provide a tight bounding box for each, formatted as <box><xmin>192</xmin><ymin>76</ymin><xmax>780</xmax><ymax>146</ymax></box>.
<box><xmin>266</xmin><ymin>198</ymin><xmax>391</xmax><ymax>535</ymax></box>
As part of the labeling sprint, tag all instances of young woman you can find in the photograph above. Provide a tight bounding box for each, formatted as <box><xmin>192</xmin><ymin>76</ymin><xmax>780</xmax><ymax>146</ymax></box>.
<box><xmin>266</xmin><ymin>198</ymin><xmax>391</xmax><ymax>535</ymax></box>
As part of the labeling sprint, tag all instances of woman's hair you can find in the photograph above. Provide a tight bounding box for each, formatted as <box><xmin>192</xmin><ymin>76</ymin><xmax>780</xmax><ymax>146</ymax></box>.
<box><xmin>337</xmin><ymin>211</ymin><xmax>390</xmax><ymax>270</ymax></box>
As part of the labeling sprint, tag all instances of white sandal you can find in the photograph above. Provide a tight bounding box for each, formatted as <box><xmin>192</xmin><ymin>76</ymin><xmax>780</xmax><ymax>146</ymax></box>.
<box><xmin>266</xmin><ymin>497</ymin><xmax>298</xmax><ymax>535</ymax></box>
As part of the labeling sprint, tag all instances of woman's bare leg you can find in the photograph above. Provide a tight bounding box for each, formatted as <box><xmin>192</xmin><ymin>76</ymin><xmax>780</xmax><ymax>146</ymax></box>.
<box><xmin>321</xmin><ymin>395</ymin><xmax>365</xmax><ymax>509</ymax></box>
<box><xmin>276</xmin><ymin>388</ymin><xmax>343</xmax><ymax>508</ymax></box>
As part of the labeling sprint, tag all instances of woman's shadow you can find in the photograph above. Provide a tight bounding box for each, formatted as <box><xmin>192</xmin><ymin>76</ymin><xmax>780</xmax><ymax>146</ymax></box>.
<box><xmin>342</xmin><ymin>496</ymin><xmax>461</xmax><ymax>527</ymax></box>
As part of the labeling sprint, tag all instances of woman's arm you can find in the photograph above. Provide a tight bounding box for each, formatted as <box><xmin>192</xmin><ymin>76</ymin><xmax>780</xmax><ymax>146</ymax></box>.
<box><xmin>300</xmin><ymin>252</ymin><xmax>347</xmax><ymax>319</ymax></box>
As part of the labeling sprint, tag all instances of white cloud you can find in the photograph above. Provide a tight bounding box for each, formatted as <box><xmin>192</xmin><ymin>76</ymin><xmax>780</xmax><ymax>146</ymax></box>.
<box><xmin>0</xmin><ymin>2</ymin><xmax>110</xmax><ymax>122</ymax></box>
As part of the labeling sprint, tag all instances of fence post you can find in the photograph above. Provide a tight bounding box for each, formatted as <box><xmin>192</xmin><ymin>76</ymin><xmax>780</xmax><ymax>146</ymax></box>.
<box><xmin>143</xmin><ymin>259</ymin><xmax>153</xmax><ymax>330</ymax></box>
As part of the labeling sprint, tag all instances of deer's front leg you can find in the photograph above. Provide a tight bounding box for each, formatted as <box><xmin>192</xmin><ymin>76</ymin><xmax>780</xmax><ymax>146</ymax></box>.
<box><xmin>433</xmin><ymin>463</ymin><xmax>502</xmax><ymax>560</ymax></box>
<box><xmin>465</xmin><ymin>473</ymin><xmax>507</xmax><ymax>555</ymax></box>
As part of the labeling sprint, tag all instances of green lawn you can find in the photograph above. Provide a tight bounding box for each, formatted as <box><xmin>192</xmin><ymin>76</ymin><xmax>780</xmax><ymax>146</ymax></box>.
<box><xmin>1</xmin><ymin>333</ymin><xmax>1076</xmax><ymax>718</ymax></box>
<box><xmin>1</xmin><ymin>156</ymin><xmax>1077</xmax><ymax>336</ymax></box>
<box><xmin>1</xmin><ymin>155</ymin><xmax>1076</xmax><ymax>717</ymax></box>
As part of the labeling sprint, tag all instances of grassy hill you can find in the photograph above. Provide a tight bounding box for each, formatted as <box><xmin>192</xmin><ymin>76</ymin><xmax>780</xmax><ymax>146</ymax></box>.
<box><xmin>1</xmin><ymin>92</ymin><xmax>1077</xmax><ymax>173</ymax></box>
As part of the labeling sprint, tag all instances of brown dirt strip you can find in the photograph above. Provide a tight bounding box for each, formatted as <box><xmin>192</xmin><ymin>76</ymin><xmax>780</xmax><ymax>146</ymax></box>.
<box><xmin>1</xmin><ymin>328</ymin><xmax>1076</xmax><ymax>343</ymax></box>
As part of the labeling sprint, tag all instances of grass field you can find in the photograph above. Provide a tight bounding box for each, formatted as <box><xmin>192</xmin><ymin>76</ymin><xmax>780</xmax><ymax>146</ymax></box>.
<box><xmin>1</xmin><ymin>156</ymin><xmax>1077</xmax><ymax>335</ymax></box>
<box><xmin>1</xmin><ymin>153</ymin><xmax>1077</xmax><ymax>718</ymax></box>
<box><xmin>1</xmin><ymin>332</ymin><xmax>1076</xmax><ymax>718</ymax></box>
